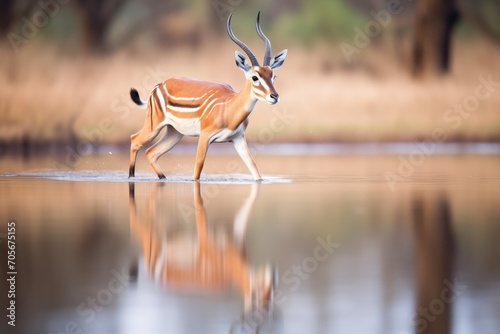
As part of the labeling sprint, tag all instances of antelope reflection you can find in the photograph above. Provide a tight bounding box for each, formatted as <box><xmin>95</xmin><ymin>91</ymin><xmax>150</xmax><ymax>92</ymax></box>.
<box><xmin>129</xmin><ymin>182</ymin><xmax>275</xmax><ymax>316</ymax></box>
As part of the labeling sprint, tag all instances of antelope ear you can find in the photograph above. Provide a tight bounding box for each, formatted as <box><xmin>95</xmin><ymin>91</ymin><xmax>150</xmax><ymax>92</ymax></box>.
<box><xmin>270</xmin><ymin>49</ymin><xmax>288</xmax><ymax>69</ymax></box>
<box><xmin>235</xmin><ymin>51</ymin><xmax>251</xmax><ymax>72</ymax></box>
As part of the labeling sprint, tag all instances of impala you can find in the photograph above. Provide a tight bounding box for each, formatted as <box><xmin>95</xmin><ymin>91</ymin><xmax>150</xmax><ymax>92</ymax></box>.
<box><xmin>128</xmin><ymin>12</ymin><xmax>288</xmax><ymax>180</ymax></box>
<box><xmin>128</xmin><ymin>182</ymin><xmax>275</xmax><ymax>316</ymax></box>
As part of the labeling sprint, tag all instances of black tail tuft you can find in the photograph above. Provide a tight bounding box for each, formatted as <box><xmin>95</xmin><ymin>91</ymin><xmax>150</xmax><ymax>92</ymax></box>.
<box><xmin>130</xmin><ymin>88</ymin><xmax>144</xmax><ymax>107</ymax></box>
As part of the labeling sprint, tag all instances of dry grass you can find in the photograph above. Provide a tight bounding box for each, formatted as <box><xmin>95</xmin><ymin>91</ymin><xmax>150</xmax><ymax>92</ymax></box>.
<box><xmin>1</xmin><ymin>37</ymin><xmax>500</xmax><ymax>147</ymax></box>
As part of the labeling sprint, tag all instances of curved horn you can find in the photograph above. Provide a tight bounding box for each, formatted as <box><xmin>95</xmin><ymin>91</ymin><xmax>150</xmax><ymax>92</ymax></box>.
<box><xmin>256</xmin><ymin>11</ymin><xmax>272</xmax><ymax>66</ymax></box>
<box><xmin>227</xmin><ymin>12</ymin><xmax>259</xmax><ymax>66</ymax></box>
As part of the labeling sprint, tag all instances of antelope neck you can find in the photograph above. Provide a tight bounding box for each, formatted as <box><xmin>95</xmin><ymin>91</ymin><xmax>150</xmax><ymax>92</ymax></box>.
<box><xmin>226</xmin><ymin>80</ymin><xmax>258</xmax><ymax>129</ymax></box>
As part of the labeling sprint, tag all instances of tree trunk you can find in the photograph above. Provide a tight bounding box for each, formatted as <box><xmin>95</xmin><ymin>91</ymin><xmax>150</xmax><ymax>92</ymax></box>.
<box><xmin>412</xmin><ymin>0</ymin><xmax>460</xmax><ymax>77</ymax></box>
<box><xmin>0</xmin><ymin>0</ymin><xmax>16</xmax><ymax>34</ymax></box>
<box><xmin>76</xmin><ymin>0</ymin><xmax>126</xmax><ymax>53</ymax></box>
<box><xmin>0</xmin><ymin>0</ymin><xmax>36</xmax><ymax>35</ymax></box>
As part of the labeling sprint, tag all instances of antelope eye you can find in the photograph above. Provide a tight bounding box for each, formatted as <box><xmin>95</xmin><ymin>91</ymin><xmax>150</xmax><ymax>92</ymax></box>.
<box><xmin>252</xmin><ymin>76</ymin><xmax>259</xmax><ymax>82</ymax></box>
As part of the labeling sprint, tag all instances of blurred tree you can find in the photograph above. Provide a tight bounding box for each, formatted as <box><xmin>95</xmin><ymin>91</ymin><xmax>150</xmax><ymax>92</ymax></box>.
<box><xmin>458</xmin><ymin>0</ymin><xmax>500</xmax><ymax>42</ymax></box>
<box><xmin>276</xmin><ymin>0</ymin><xmax>367</xmax><ymax>45</ymax></box>
<box><xmin>111</xmin><ymin>0</ymin><xmax>186</xmax><ymax>50</ymax></box>
<box><xmin>267</xmin><ymin>0</ymin><xmax>302</xmax><ymax>19</ymax></box>
<box><xmin>75</xmin><ymin>0</ymin><xmax>127</xmax><ymax>52</ymax></box>
<box><xmin>206</xmin><ymin>0</ymin><xmax>302</xmax><ymax>35</ymax></box>
<box><xmin>0</xmin><ymin>0</ymin><xmax>17</xmax><ymax>34</ymax></box>
<box><xmin>80</xmin><ymin>0</ymin><xmax>193</xmax><ymax>52</ymax></box>
<box><xmin>411</xmin><ymin>0</ymin><xmax>460</xmax><ymax>77</ymax></box>
<box><xmin>0</xmin><ymin>0</ymin><xmax>36</xmax><ymax>34</ymax></box>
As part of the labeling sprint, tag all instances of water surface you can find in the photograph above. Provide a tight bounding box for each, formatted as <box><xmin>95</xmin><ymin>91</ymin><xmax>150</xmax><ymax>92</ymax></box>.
<box><xmin>1</xmin><ymin>151</ymin><xmax>499</xmax><ymax>334</ymax></box>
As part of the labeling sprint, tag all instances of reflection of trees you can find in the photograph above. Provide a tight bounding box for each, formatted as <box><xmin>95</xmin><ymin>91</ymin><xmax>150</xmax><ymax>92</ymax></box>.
<box><xmin>412</xmin><ymin>193</ymin><xmax>454</xmax><ymax>334</ymax></box>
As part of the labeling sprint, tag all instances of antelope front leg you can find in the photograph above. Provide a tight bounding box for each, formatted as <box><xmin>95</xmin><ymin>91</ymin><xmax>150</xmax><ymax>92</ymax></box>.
<box><xmin>232</xmin><ymin>135</ymin><xmax>262</xmax><ymax>181</ymax></box>
<box><xmin>193</xmin><ymin>135</ymin><xmax>210</xmax><ymax>181</ymax></box>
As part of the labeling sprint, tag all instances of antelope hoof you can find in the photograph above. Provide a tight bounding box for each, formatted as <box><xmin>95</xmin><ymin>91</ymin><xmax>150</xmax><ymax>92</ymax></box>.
<box><xmin>158</xmin><ymin>173</ymin><xmax>166</xmax><ymax>180</ymax></box>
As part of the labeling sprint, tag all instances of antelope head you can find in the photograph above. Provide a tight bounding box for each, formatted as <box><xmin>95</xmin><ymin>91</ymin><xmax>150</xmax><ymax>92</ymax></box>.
<box><xmin>227</xmin><ymin>12</ymin><xmax>288</xmax><ymax>105</ymax></box>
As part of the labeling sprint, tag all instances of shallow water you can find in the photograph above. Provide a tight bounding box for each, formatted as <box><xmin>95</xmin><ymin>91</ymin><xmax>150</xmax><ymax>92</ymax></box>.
<box><xmin>1</xmin><ymin>150</ymin><xmax>500</xmax><ymax>334</ymax></box>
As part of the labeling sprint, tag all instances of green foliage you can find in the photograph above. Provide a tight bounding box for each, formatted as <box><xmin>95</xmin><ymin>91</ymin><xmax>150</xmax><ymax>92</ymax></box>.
<box><xmin>274</xmin><ymin>0</ymin><xmax>368</xmax><ymax>45</ymax></box>
<box><xmin>457</xmin><ymin>0</ymin><xmax>500</xmax><ymax>42</ymax></box>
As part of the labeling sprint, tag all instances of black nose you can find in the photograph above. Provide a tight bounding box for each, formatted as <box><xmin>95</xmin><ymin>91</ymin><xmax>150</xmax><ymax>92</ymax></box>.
<box><xmin>270</xmin><ymin>93</ymin><xmax>279</xmax><ymax>100</ymax></box>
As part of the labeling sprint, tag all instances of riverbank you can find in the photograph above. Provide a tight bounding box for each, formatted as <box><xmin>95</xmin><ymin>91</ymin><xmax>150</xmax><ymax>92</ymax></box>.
<box><xmin>1</xmin><ymin>39</ymin><xmax>499</xmax><ymax>146</ymax></box>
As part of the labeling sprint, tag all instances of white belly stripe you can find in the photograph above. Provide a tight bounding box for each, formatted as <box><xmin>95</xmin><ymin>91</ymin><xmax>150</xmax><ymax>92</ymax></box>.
<box><xmin>165</xmin><ymin>114</ymin><xmax>201</xmax><ymax>136</ymax></box>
